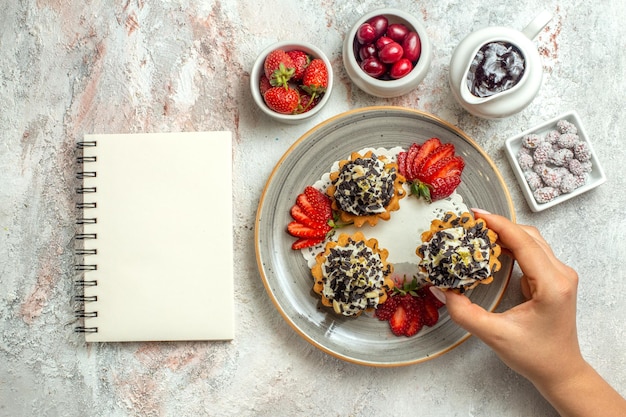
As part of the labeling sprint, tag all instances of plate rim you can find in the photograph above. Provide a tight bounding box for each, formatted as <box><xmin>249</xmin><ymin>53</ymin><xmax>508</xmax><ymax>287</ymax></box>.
<box><xmin>255</xmin><ymin>105</ymin><xmax>516</xmax><ymax>367</ymax></box>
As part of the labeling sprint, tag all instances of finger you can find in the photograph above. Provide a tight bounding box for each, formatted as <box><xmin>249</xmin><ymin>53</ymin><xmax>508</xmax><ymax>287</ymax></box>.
<box><xmin>520</xmin><ymin>275</ymin><xmax>531</xmax><ymax>299</ymax></box>
<box><xmin>472</xmin><ymin>212</ymin><xmax>557</xmax><ymax>281</ymax></box>
<box><xmin>517</xmin><ymin>224</ymin><xmax>572</xmax><ymax>277</ymax></box>
<box><xmin>518</xmin><ymin>225</ymin><xmax>554</xmax><ymax>256</ymax></box>
<box><xmin>444</xmin><ymin>290</ymin><xmax>501</xmax><ymax>340</ymax></box>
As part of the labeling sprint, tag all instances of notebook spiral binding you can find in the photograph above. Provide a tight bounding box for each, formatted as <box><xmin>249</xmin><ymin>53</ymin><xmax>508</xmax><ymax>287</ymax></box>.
<box><xmin>75</xmin><ymin>140</ymin><xmax>99</xmax><ymax>334</ymax></box>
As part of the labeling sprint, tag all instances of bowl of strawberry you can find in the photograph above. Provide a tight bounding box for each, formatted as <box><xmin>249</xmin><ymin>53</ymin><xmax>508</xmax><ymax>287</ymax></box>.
<box><xmin>250</xmin><ymin>41</ymin><xmax>333</xmax><ymax>124</ymax></box>
<box><xmin>343</xmin><ymin>8</ymin><xmax>432</xmax><ymax>98</ymax></box>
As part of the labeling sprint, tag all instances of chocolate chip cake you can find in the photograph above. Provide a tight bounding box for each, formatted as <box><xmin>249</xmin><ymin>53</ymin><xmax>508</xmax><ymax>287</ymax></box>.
<box><xmin>326</xmin><ymin>150</ymin><xmax>405</xmax><ymax>227</ymax></box>
<box><xmin>417</xmin><ymin>211</ymin><xmax>502</xmax><ymax>293</ymax></box>
<box><xmin>311</xmin><ymin>231</ymin><xmax>394</xmax><ymax>316</ymax></box>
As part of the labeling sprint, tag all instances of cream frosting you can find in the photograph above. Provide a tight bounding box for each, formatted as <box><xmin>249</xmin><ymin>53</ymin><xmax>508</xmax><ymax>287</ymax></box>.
<box><xmin>418</xmin><ymin>225</ymin><xmax>492</xmax><ymax>291</ymax></box>
<box><xmin>320</xmin><ymin>238</ymin><xmax>389</xmax><ymax>316</ymax></box>
<box><xmin>333</xmin><ymin>154</ymin><xmax>395</xmax><ymax>216</ymax></box>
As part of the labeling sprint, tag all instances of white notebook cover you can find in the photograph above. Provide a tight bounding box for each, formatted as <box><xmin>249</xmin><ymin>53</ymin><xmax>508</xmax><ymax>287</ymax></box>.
<box><xmin>77</xmin><ymin>131</ymin><xmax>234</xmax><ymax>342</ymax></box>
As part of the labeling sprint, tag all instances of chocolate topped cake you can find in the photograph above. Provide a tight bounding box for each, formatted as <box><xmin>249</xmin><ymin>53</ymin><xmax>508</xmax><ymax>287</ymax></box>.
<box><xmin>312</xmin><ymin>232</ymin><xmax>394</xmax><ymax>316</ymax></box>
<box><xmin>327</xmin><ymin>150</ymin><xmax>405</xmax><ymax>227</ymax></box>
<box><xmin>417</xmin><ymin>212</ymin><xmax>501</xmax><ymax>293</ymax></box>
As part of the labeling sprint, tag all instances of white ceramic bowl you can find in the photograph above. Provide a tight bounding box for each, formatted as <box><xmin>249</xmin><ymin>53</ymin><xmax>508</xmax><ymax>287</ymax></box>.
<box><xmin>504</xmin><ymin>110</ymin><xmax>606</xmax><ymax>212</ymax></box>
<box><xmin>250</xmin><ymin>41</ymin><xmax>333</xmax><ymax>124</ymax></box>
<box><xmin>342</xmin><ymin>8</ymin><xmax>432</xmax><ymax>98</ymax></box>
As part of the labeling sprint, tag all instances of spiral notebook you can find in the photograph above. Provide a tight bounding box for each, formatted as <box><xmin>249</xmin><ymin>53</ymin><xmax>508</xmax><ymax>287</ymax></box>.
<box><xmin>75</xmin><ymin>131</ymin><xmax>235</xmax><ymax>342</ymax></box>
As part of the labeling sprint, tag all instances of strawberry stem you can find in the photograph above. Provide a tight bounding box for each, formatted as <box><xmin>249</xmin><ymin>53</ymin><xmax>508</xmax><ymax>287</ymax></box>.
<box><xmin>300</xmin><ymin>92</ymin><xmax>317</xmax><ymax>113</ymax></box>
<box><xmin>270</xmin><ymin>63</ymin><xmax>295</xmax><ymax>87</ymax></box>
<box><xmin>409</xmin><ymin>181</ymin><xmax>432</xmax><ymax>203</ymax></box>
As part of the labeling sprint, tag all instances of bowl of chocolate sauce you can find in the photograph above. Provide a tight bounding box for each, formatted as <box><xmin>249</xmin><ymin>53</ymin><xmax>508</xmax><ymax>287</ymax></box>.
<box><xmin>449</xmin><ymin>11</ymin><xmax>552</xmax><ymax>119</ymax></box>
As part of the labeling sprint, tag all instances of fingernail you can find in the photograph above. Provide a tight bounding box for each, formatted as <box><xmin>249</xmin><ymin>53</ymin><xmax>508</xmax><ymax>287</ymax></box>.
<box><xmin>471</xmin><ymin>207</ymin><xmax>491</xmax><ymax>215</ymax></box>
<box><xmin>429</xmin><ymin>286</ymin><xmax>447</xmax><ymax>305</ymax></box>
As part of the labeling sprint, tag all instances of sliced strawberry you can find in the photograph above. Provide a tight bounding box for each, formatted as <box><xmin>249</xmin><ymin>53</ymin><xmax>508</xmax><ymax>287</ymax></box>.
<box><xmin>296</xmin><ymin>193</ymin><xmax>317</xmax><ymax>220</ymax></box>
<box><xmin>397</xmin><ymin>151</ymin><xmax>408</xmax><ymax>178</ymax></box>
<box><xmin>402</xmin><ymin>143</ymin><xmax>421</xmax><ymax>179</ymax></box>
<box><xmin>303</xmin><ymin>186</ymin><xmax>332</xmax><ymax>222</ymax></box>
<box><xmin>410</xmin><ymin>138</ymin><xmax>441</xmax><ymax>179</ymax></box>
<box><xmin>420</xmin><ymin>155</ymin><xmax>465</xmax><ymax>184</ymax></box>
<box><xmin>286</xmin><ymin>221</ymin><xmax>327</xmax><ymax>239</ymax></box>
<box><xmin>399</xmin><ymin>293</ymin><xmax>418</xmax><ymax>310</ymax></box>
<box><xmin>290</xmin><ymin>204</ymin><xmax>328</xmax><ymax>229</ymax></box>
<box><xmin>422</xmin><ymin>297</ymin><xmax>440</xmax><ymax>327</ymax></box>
<box><xmin>389</xmin><ymin>304</ymin><xmax>409</xmax><ymax>336</ymax></box>
<box><xmin>417</xmin><ymin>284</ymin><xmax>445</xmax><ymax>309</ymax></box>
<box><xmin>291</xmin><ymin>236</ymin><xmax>325</xmax><ymax>250</ymax></box>
<box><xmin>404</xmin><ymin>298</ymin><xmax>424</xmax><ymax>336</ymax></box>
<box><xmin>375</xmin><ymin>293</ymin><xmax>399</xmax><ymax>321</ymax></box>
<box><xmin>429</xmin><ymin>175</ymin><xmax>462</xmax><ymax>201</ymax></box>
<box><xmin>417</xmin><ymin>143</ymin><xmax>456</xmax><ymax>175</ymax></box>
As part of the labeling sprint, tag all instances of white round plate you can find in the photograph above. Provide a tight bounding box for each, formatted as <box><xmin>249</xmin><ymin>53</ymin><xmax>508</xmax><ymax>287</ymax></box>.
<box><xmin>255</xmin><ymin>106</ymin><xmax>515</xmax><ymax>367</ymax></box>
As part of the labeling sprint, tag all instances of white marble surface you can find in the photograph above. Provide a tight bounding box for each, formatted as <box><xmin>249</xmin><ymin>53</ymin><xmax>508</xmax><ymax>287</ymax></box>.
<box><xmin>1</xmin><ymin>0</ymin><xmax>625</xmax><ymax>416</ymax></box>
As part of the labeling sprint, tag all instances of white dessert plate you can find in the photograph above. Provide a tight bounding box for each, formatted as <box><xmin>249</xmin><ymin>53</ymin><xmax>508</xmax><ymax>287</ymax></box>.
<box><xmin>255</xmin><ymin>106</ymin><xmax>515</xmax><ymax>367</ymax></box>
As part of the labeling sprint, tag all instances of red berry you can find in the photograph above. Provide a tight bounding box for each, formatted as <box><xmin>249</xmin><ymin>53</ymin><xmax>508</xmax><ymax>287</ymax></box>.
<box><xmin>389</xmin><ymin>304</ymin><xmax>409</xmax><ymax>336</ymax></box>
<box><xmin>259</xmin><ymin>75</ymin><xmax>272</xmax><ymax>96</ymax></box>
<box><xmin>263</xmin><ymin>86</ymin><xmax>300</xmax><ymax>114</ymax></box>
<box><xmin>291</xmin><ymin>237</ymin><xmax>325</xmax><ymax>250</ymax></box>
<box><xmin>286</xmin><ymin>221</ymin><xmax>329</xmax><ymax>239</ymax></box>
<box><xmin>379</xmin><ymin>42</ymin><xmax>404</xmax><ymax>64</ymax></box>
<box><xmin>290</xmin><ymin>204</ymin><xmax>326</xmax><ymax>229</ymax></box>
<box><xmin>419</xmin><ymin>156</ymin><xmax>465</xmax><ymax>184</ymax></box>
<box><xmin>368</xmin><ymin>15</ymin><xmax>388</xmax><ymax>38</ymax></box>
<box><xmin>297</xmin><ymin>92</ymin><xmax>319</xmax><ymax>113</ymax></box>
<box><xmin>356</xmin><ymin>23</ymin><xmax>377</xmax><ymax>44</ymax></box>
<box><xmin>301</xmin><ymin>59</ymin><xmax>328</xmax><ymax>97</ymax></box>
<box><xmin>386</xmin><ymin>23</ymin><xmax>410</xmax><ymax>42</ymax></box>
<box><xmin>358</xmin><ymin>44</ymin><xmax>377</xmax><ymax>61</ymax></box>
<box><xmin>375</xmin><ymin>294</ymin><xmax>399</xmax><ymax>321</ymax></box>
<box><xmin>286</xmin><ymin>50</ymin><xmax>310</xmax><ymax>82</ymax></box>
<box><xmin>428</xmin><ymin>175</ymin><xmax>462</xmax><ymax>201</ymax></box>
<box><xmin>360</xmin><ymin>56</ymin><xmax>387</xmax><ymax>78</ymax></box>
<box><xmin>422</xmin><ymin>297</ymin><xmax>440</xmax><ymax>327</ymax></box>
<box><xmin>402</xmin><ymin>142</ymin><xmax>421</xmax><ymax>179</ymax></box>
<box><xmin>416</xmin><ymin>284</ymin><xmax>445</xmax><ymax>309</ymax></box>
<box><xmin>404</xmin><ymin>298</ymin><xmax>424</xmax><ymax>336</ymax></box>
<box><xmin>402</xmin><ymin>31</ymin><xmax>422</xmax><ymax>63</ymax></box>
<box><xmin>263</xmin><ymin>49</ymin><xmax>295</xmax><ymax>87</ymax></box>
<box><xmin>398</xmin><ymin>138</ymin><xmax>465</xmax><ymax>203</ymax></box>
<box><xmin>375</xmin><ymin>36</ymin><xmax>394</xmax><ymax>50</ymax></box>
<box><xmin>389</xmin><ymin>58</ymin><xmax>413</xmax><ymax>79</ymax></box>
<box><xmin>409</xmin><ymin>138</ymin><xmax>442</xmax><ymax>180</ymax></box>
<box><xmin>303</xmin><ymin>186</ymin><xmax>332</xmax><ymax>221</ymax></box>
<box><xmin>417</xmin><ymin>143</ymin><xmax>456</xmax><ymax>174</ymax></box>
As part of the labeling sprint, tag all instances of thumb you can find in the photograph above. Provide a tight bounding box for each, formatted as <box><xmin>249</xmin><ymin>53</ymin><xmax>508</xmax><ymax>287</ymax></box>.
<box><xmin>439</xmin><ymin>289</ymin><xmax>496</xmax><ymax>340</ymax></box>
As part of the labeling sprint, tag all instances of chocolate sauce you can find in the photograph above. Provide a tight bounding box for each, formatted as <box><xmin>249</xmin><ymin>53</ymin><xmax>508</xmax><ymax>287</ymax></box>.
<box><xmin>467</xmin><ymin>41</ymin><xmax>525</xmax><ymax>98</ymax></box>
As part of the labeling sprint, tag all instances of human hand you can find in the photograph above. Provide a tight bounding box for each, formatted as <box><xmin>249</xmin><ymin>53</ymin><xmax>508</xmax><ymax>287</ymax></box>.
<box><xmin>431</xmin><ymin>210</ymin><xmax>626</xmax><ymax>416</ymax></box>
<box><xmin>433</xmin><ymin>210</ymin><xmax>582</xmax><ymax>387</ymax></box>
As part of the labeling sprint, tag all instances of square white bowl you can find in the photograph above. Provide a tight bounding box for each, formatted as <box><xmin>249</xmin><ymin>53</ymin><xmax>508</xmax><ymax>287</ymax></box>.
<box><xmin>504</xmin><ymin>110</ymin><xmax>606</xmax><ymax>212</ymax></box>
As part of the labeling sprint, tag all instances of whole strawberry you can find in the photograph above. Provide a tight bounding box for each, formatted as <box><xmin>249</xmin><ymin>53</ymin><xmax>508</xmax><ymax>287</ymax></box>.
<box><xmin>286</xmin><ymin>50</ymin><xmax>310</xmax><ymax>82</ymax></box>
<box><xmin>259</xmin><ymin>75</ymin><xmax>272</xmax><ymax>96</ymax></box>
<box><xmin>296</xmin><ymin>92</ymin><xmax>320</xmax><ymax>113</ymax></box>
<box><xmin>264</xmin><ymin>49</ymin><xmax>295</xmax><ymax>87</ymax></box>
<box><xmin>301</xmin><ymin>59</ymin><xmax>328</xmax><ymax>96</ymax></box>
<box><xmin>263</xmin><ymin>86</ymin><xmax>300</xmax><ymax>114</ymax></box>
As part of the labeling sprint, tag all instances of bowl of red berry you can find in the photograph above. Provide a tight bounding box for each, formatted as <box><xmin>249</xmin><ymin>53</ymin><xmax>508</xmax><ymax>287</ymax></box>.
<box><xmin>343</xmin><ymin>8</ymin><xmax>432</xmax><ymax>98</ymax></box>
<box><xmin>250</xmin><ymin>41</ymin><xmax>333</xmax><ymax>124</ymax></box>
